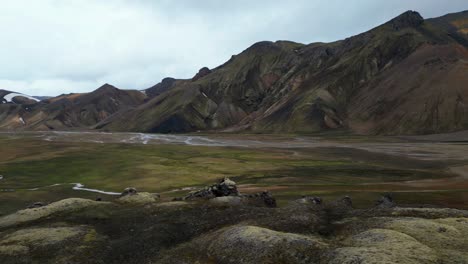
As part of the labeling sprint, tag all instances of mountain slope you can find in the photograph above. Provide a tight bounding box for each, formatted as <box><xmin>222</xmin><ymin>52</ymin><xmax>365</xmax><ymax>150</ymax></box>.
<box><xmin>0</xmin><ymin>90</ymin><xmax>40</xmax><ymax>129</ymax></box>
<box><xmin>1</xmin><ymin>84</ymin><xmax>147</xmax><ymax>130</ymax></box>
<box><xmin>102</xmin><ymin>10</ymin><xmax>468</xmax><ymax>135</ymax></box>
<box><xmin>1</xmin><ymin>10</ymin><xmax>467</xmax><ymax>135</ymax></box>
<box><xmin>0</xmin><ymin>90</ymin><xmax>40</xmax><ymax>105</ymax></box>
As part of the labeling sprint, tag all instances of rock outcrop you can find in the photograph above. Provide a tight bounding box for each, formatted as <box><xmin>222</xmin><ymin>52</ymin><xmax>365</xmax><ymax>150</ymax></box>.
<box><xmin>177</xmin><ymin>178</ymin><xmax>277</xmax><ymax>207</ymax></box>
<box><xmin>191</xmin><ymin>67</ymin><xmax>212</xmax><ymax>81</ymax></box>
<box><xmin>120</xmin><ymin>187</ymin><xmax>138</xmax><ymax>197</ymax></box>
<box><xmin>117</xmin><ymin>187</ymin><xmax>160</xmax><ymax>205</ymax></box>
<box><xmin>181</xmin><ymin>177</ymin><xmax>240</xmax><ymax>200</ymax></box>
<box><xmin>387</xmin><ymin>10</ymin><xmax>424</xmax><ymax>30</ymax></box>
<box><xmin>0</xmin><ymin>189</ymin><xmax>467</xmax><ymax>263</ymax></box>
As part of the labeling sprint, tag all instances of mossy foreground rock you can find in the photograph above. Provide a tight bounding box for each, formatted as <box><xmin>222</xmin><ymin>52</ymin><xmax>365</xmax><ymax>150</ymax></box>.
<box><xmin>158</xmin><ymin>225</ymin><xmax>328</xmax><ymax>264</ymax></box>
<box><xmin>0</xmin><ymin>198</ymin><xmax>110</xmax><ymax>229</ymax></box>
<box><xmin>0</xmin><ymin>194</ymin><xmax>467</xmax><ymax>263</ymax></box>
<box><xmin>115</xmin><ymin>192</ymin><xmax>160</xmax><ymax>205</ymax></box>
<box><xmin>0</xmin><ymin>225</ymin><xmax>106</xmax><ymax>264</ymax></box>
<box><xmin>327</xmin><ymin>229</ymin><xmax>438</xmax><ymax>263</ymax></box>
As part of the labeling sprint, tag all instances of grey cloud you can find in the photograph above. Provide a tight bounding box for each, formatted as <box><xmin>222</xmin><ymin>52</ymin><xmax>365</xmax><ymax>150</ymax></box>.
<box><xmin>0</xmin><ymin>0</ymin><xmax>466</xmax><ymax>96</ymax></box>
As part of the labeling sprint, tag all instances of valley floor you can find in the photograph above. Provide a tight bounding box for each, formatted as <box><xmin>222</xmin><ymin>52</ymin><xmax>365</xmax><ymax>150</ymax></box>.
<box><xmin>1</xmin><ymin>131</ymin><xmax>468</xmax><ymax>214</ymax></box>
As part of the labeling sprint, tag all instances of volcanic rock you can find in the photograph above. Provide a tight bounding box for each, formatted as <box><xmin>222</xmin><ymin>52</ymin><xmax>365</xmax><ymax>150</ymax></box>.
<box><xmin>184</xmin><ymin>177</ymin><xmax>239</xmax><ymax>200</ymax></box>
<box><xmin>376</xmin><ymin>193</ymin><xmax>396</xmax><ymax>208</ymax></box>
<box><xmin>192</xmin><ymin>67</ymin><xmax>212</xmax><ymax>81</ymax></box>
<box><xmin>121</xmin><ymin>187</ymin><xmax>138</xmax><ymax>197</ymax></box>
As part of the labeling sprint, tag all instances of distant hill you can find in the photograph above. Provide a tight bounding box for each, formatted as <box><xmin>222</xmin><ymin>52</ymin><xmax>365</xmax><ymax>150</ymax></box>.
<box><xmin>33</xmin><ymin>96</ymin><xmax>53</xmax><ymax>101</ymax></box>
<box><xmin>0</xmin><ymin>90</ymin><xmax>40</xmax><ymax>105</ymax></box>
<box><xmin>0</xmin><ymin>84</ymin><xmax>147</xmax><ymax>130</ymax></box>
<box><xmin>1</xmin><ymin>10</ymin><xmax>467</xmax><ymax>135</ymax></box>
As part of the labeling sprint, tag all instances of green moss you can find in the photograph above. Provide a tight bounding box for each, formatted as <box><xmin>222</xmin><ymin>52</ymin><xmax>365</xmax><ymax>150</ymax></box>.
<box><xmin>82</xmin><ymin>229</ymin><xmax>97</xmax><ymax>243</ymax></box>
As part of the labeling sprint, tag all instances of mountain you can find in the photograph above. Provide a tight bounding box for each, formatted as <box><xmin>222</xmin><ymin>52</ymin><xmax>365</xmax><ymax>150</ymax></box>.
<box><xmin>0</xmin><ymin>90</ymin><xmax>40</xmax><ymax>105</ymax></box>
<box><xmin>99</xmin><ymin>10</ymin><xmax>468</xmax><ymax>135</ymax></box>
<box><xmin>144</xmin><ymin>77</ymin><xmax>178</xmax><ymax>98</ymax></box>
<box><xmin>0</xmin><ymin>84</ymin><xmax>147</xmax><ymax>130</ymax></box>
<box><xmin>1</xmin><ymin>10</ymin><xmax>467</xmax><ymax>135</ymax></box>
<box><xmin>33</xmin><ymin>96</ymin><xmax>53</xmax><ymax>101</ymax></box>
<box><xmin>0</xmin><ymin>90</ymin><xmax>40</xmax><ymax>129</ymax></box>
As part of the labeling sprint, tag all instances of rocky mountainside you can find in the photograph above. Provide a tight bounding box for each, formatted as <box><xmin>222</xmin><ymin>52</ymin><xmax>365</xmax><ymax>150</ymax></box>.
<box><xmin>0</xmin><ymin>179</ymin><xmax>467</xmax><ymax>263</ymax></box>
<box><xmin>1</xmin><ymin>10</ymin><xmax>467</xmax><ymax>135</ymax></box>
<box><xmin>100</xmin><ymin>10</ymin><xmax>468</xmax><ymax>135</ymax></box>
<box><xmin>0</xmin><ymin>84</ymin><xmax>147</xmax><ymax>130</ymax></box>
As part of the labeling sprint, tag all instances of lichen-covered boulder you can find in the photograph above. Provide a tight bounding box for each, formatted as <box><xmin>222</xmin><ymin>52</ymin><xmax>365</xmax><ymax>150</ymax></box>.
<box><xmin>183</xmin><ymin>177</ymin><xmax>239</xmax><ymax>200</ymax></box>
<box><xmin>120</xmin><ymin>187</ymin><xmax>138</xmax><ymax>197</ymax></box>
<box><xmin>0</xmin><ymin>226</ymin><xmax>107</xmax><ymax>264</ymax></box>
<box><xmin>0</xmin><ymin>198</ymin><xmax>109</xmax><ymax>229</ymax></box>
<box><xmin>115</xmin><ymin>192</ymin><xmax>160</xmax><ymax>205</ymax></box>
<box><xmin>158</xmin><ymin>225</ymin><xmax>328</xmax><ymax>264</ymax></box>
<box><xmin>325</xmin><ymin>228</ymin><xmax>438</xmax><ymax>263</ymax></box>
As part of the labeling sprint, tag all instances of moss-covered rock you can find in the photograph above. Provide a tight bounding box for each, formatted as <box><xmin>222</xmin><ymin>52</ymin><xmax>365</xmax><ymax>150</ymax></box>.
<box><xmin>0</xmin><ymin>198</ymin><xmax>110</xmax><ymax>229</ymax></box>
<box><xmin>115</xmin><ymin>192</ymin><xmax>160</xmax><ymax>206</ymax></box>
<box><xmin>326</xmin><ymin>228</ymin><xmax>438</xmax><ymax>263</ymax></box>
<box><xmin>0</xmin><ymin>225</ymin><xmax>107</xmax><ymax>264</ymax></box>
<box><xmin>158</xmin><ymin>225</ymin><xmax>328</xmax><ymax>264</ymax></box>
<box><xmin>382</xmin><ymin>217</ymin><xmax>468</xmax><ymax>254</ymax></box>
<box><xmin>0</xmin><ymin>195</ymin><xmax>467</xmax><ymax>263</ymax></box>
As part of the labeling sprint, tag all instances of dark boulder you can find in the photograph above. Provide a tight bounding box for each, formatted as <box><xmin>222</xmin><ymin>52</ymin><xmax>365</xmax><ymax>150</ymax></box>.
<box><xmin>211</xmin><ymin>178</ymin><xmax>239</xmax><ymax>197</ymax></box>
<box><xmin>184</xmin><ymin>178</ymin><xmax>239</xmax><ymax>200</ymax></box>
<box><xmin>326</xmin><ymin>196</ymin><xmax>353</xmax><ymax>220</ymax></box>
<box><xmin>302</xmin><ymin>196</ymin><xmax>323</xmax><ymax>205</ymax></box>
<box><xmin>121</xmin><ymin>187</ymin><xmax>138</xmax><ymax>197</ymax></box>
<box><xmin>242</xmin><ymin>191</ymin><xmax>277</xmax><ymax>208</ymax></box>
<box><xmin>259</xmin><ymin>191</ymin><xmax>277</xmax><ymax>208</ymax></box>
<box><xmin>376</xmin><ymin>193</ymin><xmax>396</xmax><ymax>208</ymax></box>
<box><xmin>27</xmin><ymin>202</ymin><xmax>46</xmax><ymax>209</ymax></box>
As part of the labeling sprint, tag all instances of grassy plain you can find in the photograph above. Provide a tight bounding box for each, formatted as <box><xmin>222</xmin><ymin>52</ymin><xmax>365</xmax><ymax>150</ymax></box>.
<box><xmin>0</xmin><ymin>133</ymin><xmax>467</xmax><ymax>214</ymax></box>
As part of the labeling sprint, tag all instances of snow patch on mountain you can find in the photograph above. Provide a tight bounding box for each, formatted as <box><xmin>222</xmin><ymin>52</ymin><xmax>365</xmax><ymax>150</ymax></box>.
<box><xmin>3</xmin><ymin>92</ymin><xmax>40</xmax><ymax>103</ymax></box>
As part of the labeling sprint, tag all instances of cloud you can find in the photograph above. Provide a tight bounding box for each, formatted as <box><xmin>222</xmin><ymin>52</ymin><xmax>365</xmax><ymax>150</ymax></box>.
<box><xmin>0</xmin><ymin>0</ymin><xmax>466</xmax><ymax>95</ymax></box>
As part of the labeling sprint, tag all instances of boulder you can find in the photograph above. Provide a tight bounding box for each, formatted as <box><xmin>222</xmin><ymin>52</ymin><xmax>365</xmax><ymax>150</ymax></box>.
<box><xmin>116</xmin><ymin>192</ymin><xmax>160</xmax><ymax>205</ymax></box>
<box><xmin>326</xmin><ymin>228</ymin><xmax>438</xmax><ymax>264</ymax></box>
<box><xmin>294</xmin><ymin>196</ymin><xmax>323</xmax><ymax>205</ymax></box>
<box><xmin>325</xmin><ymin>196</ymin><xmax>353</xmax><ymax>220</ymax></box>
<box><xmin>184</xmin><ymin>178</ymin><xmax>239</xmax><ymax>200</ymax></box>
<box><xmin>242</xmin><ymin>191</ymin><xmax>277</xmax><ymax>208</ymax></box>
<box><xmin>212</xmin><ymin>177</ymin><xmax>239</xmax><ymax>197</ymax></box>
<box><xmin>159</xmin><ymin>225</ymin><xmax>328</xmax><ymax>264</ymax></box>
<box><xmin>0</xmin><ymin>226</ymin><xmax>107</xmax><ymax>264</ymax></box>
<box><xmin>121</xmin><ymin>187</ymin><xmax>138</xmax><ymax>197</ymax></box>
<box><xmin>376</xmin><ymin>193</ymin><xmax>396</xmax><ymax>208</ymax></box>
<box><xmin>0</xmin><ymin>198</ymin><xmax>109</xmax><ymax>229</ymax></box>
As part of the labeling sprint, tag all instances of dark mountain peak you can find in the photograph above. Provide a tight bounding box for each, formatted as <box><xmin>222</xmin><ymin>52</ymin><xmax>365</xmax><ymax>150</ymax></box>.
<box><xmin>145</xmin><ymin>77</ymin><xmax>177</xmax><ymax>98</ymax></box>
<box><xmin>96</xmin><ymin>83</ymin><xmax>118</xmax><ymax>91</ymax></box>
<box><xmin>235</xmin><ymin>41</ymin><xmax>285</xmax><ymax>57</ymax></box>
<box><xmin>93</xmin><ymin>84</ymin><xmax>121</xmax><ymax>96</ymax></box>
<box><xmin>387</xmin><ymin>10</ymin><xmax>424</xmax><ymax>30</ymax></box>
<box><xmin>246</xmin><ymin>41</ymin><xmax>280</xmax><ymax>52</ymax></box>
<box><xmin>161</xmin><ymin>77</ymin><xmax>176</xmax><ymax>84</ymax></box>
<box><xmin>192</xmin><ymin>67</ymin><xmax>212</xmax><ymax>81</ymax></box>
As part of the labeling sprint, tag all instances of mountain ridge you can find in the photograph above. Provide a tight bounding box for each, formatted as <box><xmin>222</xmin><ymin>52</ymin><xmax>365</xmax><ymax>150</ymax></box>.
<box><xmin>1</xmin><ymin>10</ymin><xmax>468</xmax><ymax>135</ymax></box>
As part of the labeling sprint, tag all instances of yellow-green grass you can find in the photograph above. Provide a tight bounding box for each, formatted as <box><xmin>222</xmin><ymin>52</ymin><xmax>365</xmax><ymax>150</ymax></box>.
<box><xmin>0</xmin><ymin>135</ymin><xmax>463</xmax><ymax>214</ymax></box>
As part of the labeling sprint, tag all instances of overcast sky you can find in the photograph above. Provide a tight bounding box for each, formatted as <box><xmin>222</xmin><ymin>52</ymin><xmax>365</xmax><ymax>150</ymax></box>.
<box><xmin>1</xmin><ymin>0</ymin><xmax>467</xmax><ymax>96</ymax></box>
